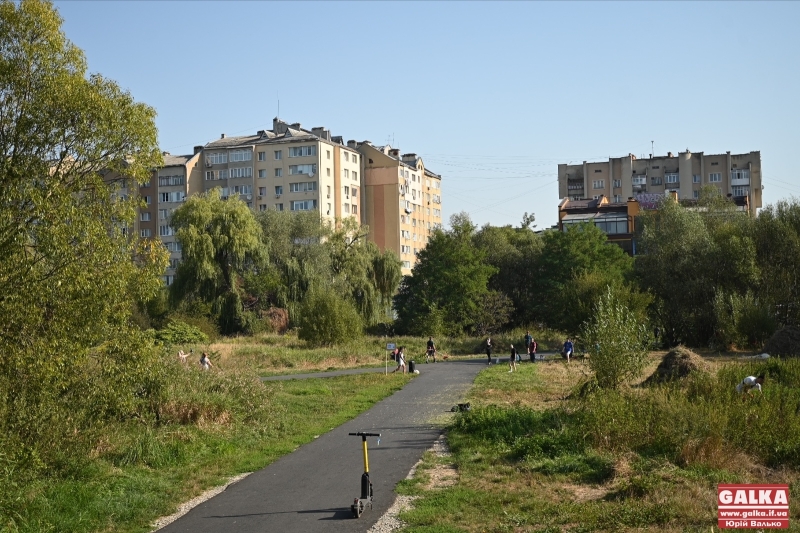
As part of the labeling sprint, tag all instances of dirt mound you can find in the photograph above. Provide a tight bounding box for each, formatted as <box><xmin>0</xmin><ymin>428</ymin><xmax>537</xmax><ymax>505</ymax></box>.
<box><xmin>645</xmin><ymin>346</ymin><xmax>710</xmax><ymax>385</ymax></box>
<box><xmin>762</xmin><ymin>326</ymin><xmax>800</xmax><ymax>357</ymax></box>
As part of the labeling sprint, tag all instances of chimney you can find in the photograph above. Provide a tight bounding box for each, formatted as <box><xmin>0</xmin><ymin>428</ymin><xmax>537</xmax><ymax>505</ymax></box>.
<box><xmin>312</xmin><ymin>127</ymin><xmax>331</xmax><ymax>141</ymax></box>
<box><xmin>667</xmin><ymin>151</ymin><xmax>674</xmax><ymax>157</ymax></box>
<box><xmin>273</xmin><ymin>117</ymin><xmax>288</xmax><ymax>134</ymax></box>
<box><xmin>194</xmin><ymin>145</ymin><xmax>203</xmax><ymax>155</ymax></box>
<box><xmin>220</xmin><ymin>133</ymin><xmax>226</xmax><ymax>139</ymax></box>
<box><xmin>162</xmin><ymin>151</ymin><xmax>170</xmax><ymax>156</ymax></box>
<box><xmin>401</xmin><ymin>153</ymin><xmax>417</xmax><ymax>163</ymax></box>
<box><xmin>389</xmin><ymin>148</ymin><xmax>400</xmax><ymax>157</ymax></box>
<box><xmin>290</xmin><ymin>122</ymin><xmax>301</xmax><ymax>130</ymax></box>
<box><xmin>347</xmin><ymin>140</ymin><xmax>358</xmax><ymax>148</ymax></box>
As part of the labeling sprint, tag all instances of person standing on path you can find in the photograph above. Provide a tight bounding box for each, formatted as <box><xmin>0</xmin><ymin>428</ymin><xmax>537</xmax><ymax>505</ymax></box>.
<box><xmin>524</xmin><ymin>331</ymin><xmax>532</xmax><ymax>353</ymax></box>
<box><xmin>528</xmin><ymin>337</ymin><xmax>537</xmax><ymax>362</ymax></box>
<box><xmin>426</xmin><ymin>336</ymin><xmax>437</xmax><ymax>363</ymax></box>
<box><xmin>485</xmin><ymin>337</ymin><xmax>493</xmax><ymax>364</ymax></box>
<box><xmin>508</xmin><ymin>344</ymin><xmax>518</xmax><ymax>372</ymax></box>
<box><xmin>392</xmin><ymin>347</ymin><xmax>407</xmax><ymax>374</ymax></box>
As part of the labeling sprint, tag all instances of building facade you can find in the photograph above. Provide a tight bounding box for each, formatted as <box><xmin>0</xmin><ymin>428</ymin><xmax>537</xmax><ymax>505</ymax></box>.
<box><xmin>558</xmin><ymin>150</ymin><xmax>762</xmax><ymax>216</ymax></box>
<box><xmin>357</xmin><ymin>143</ymin><xmax>442</xmax><ymax>275</ymax></box>
<box><xmin>198</xmin><ymin>118</ymin><xmax>360</xmax><ymax>225</ymax></box>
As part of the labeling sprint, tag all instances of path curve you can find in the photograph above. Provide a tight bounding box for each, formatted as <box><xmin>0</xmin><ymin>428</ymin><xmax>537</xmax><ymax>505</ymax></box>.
<box><xmin>156</xmin><ymin>358</ymin><xmax>487</xmax><ymax>532</ymax></box>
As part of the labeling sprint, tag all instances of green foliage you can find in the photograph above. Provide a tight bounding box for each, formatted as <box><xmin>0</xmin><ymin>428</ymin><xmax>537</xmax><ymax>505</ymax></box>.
<box><xmin>170</xmin><ymin>189</ymin><xmax>266</xmax><ymax>334</ymax></box>
<box><xmin>712</xmin><ymin>291</ymin><xmax>777</xmax><ymax>349</ymax></box>
<box><xmin>472</xmin><ymin>290</ymin><xmax>514</xmax><ymax>336</ymax></box>
<box><xmin>581</xmin><ymin>287</ymin><xmax>652</xmax><ymax>389</ymax></box>
<box><xmin>297</xmin><ymin>286</ymin><xmax>364</xmax><ymax>346</ymax></box>
<box><xmin>0</xmin><ymin>0</ymin><xmax>167</xmax><ymax>481</ymax></box>
<box><xmin>154</xmin><ymin>320</ymin><xmax>209</xmax><ymax>345</ymax></box>
<box><xmin>534</xmin><ymin>223</ymin><xmax>634</xmax><ymax>334</ymax></box>
<box><xmin>394</xmin><ymin>213</ymin><xmax>497</xmax><ymax>335</ymax></box>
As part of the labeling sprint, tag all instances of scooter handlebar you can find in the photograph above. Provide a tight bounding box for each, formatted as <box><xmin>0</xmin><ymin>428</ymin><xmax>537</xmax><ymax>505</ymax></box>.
<box><xmin>349</xmin><ymin>432</ymin><xmax>381</xmax><ymax>437</ymax></box>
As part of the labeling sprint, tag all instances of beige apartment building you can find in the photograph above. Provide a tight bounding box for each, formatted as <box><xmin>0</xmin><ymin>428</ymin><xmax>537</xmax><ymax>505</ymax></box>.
<box><xmin>357</xmin><ymin>142</ymin><xmax>443</xmax><ymax>275</ymax></box>
<box><xmin>198</xmin><ymin>118</ymin><xmax>361</xmax><ymax>225</ymax></box>
<box><xmin>558</xmin><ymin>150</ymin><xmax>762</xmax><ymax>216</ymax></box>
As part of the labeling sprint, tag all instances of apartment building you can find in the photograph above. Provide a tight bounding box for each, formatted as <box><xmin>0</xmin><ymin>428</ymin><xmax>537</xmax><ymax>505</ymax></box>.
<box><xmin>558</xmin><ymin>150</ymin><xmax>762</xmax><ymax>216</ymax></box>
<box><xmin>357</xmin><ymin>142</ymin><xmax>443</xmax><ymax>275</ymax></box>
<box><xmin>198</xmin><ymin>118</ymin><xmax>361</xmax><ymax>225</ymax></box>
<box><xmin>140</xmin><ymin>152</ymin><xmax>203</xmax><ymax>285</ymax></box>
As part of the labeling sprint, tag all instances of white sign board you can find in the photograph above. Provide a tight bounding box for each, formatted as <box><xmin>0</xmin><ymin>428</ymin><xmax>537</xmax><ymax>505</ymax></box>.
<box><xmin>386</xmin><ymin>343</ymin><xmax>396</xmax><ymax>350</ymax></box>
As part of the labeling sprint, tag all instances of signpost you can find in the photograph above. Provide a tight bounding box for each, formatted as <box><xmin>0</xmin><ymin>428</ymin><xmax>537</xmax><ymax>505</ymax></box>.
<box><xmin>385</xmin><ymin>343</ymin><xmax>395</xmax><ymax>375</ymax></box>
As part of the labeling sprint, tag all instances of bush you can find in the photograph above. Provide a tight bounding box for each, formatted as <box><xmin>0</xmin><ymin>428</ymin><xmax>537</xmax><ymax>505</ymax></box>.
<box><xmin>297</xmin><ymin>287</ymin><xmax>363</xmax><ymax>346</ymax></box>
<box><xmin>581</xmin><ymin>287</ymin><xmax>652</xmax><ymax>389</ymax></box>
<box><xmin>155</xmin><ymin>320</ymin><xmax>209</xmax><ymax>345</ymax></box>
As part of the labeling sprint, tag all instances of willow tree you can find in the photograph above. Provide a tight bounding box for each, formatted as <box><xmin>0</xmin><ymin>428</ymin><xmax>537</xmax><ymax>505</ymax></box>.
<box><xmin>170</xmin><ymin>189</ymin><xmax>266</xmax><ymax>334</ymax></box>
<box><xmin>0</xmin><ymin>0</ymin><xmax>166</xmax><ymax>461</ymax></box>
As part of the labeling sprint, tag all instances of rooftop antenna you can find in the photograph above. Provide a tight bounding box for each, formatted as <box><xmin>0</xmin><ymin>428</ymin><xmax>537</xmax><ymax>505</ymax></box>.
<box><xmin>651</xmin><ymin>140</ymin><xmax>654</xmax><ymax>157</ymax></box>
<box><xmin>277</xmin><ymin>92</ymin><xmax>280</xmax><ymax>119</ymax></box>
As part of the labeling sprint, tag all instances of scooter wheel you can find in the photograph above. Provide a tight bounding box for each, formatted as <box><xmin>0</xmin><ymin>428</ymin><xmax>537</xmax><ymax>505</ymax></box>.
<box><xmin>352</xmin><ymin>500</ymin><xmax>363</xmax><ymax>518</ymax></box>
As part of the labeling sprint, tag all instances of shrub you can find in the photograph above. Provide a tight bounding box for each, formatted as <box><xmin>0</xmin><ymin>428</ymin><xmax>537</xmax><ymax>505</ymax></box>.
<box><xmin>297</xmin><ymin>287</ymin><xmax>363</xmax><ymax>346</ymax></box>
<box><xmin>155</xmin><ymin>320</ymin><xmax>209</xmax><ymax>345</ymax></box>
<box><xmin>581</xmin><ymin>287</ymin><xmax>652</xmax><ymax>389</ymax></box>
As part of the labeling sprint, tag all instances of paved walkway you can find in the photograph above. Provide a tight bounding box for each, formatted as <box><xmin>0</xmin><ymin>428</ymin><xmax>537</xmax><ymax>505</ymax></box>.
<box><xmin>157</xmin><ymin>358</ymin><xmax>487</xmax><ymax>533</ymax></box>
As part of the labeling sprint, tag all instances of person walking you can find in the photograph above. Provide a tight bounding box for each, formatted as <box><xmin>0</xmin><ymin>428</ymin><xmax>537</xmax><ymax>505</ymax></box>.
<box><xmin>524</xmin><ymin>331</ymin><xmax>533</xmax><ymax>353</ymax></box>
<box><xmin>508</xmin><ymin>344</ymin><xmax>518</xmax><ymax>372</ymax></box>
<box><xmin>199</xmin><ymin>352</ymin><xmax>213</xmax><ymax>370</ymax></box>
<box><xmin>563</xmin><ymin>338</ymin><xmax>574</xmax><ymax>363</ymax></box>
<box><xmin>392</xmin><ymin>347</ymin><xmax>407</xmax><ymax>374</ymax></box>
<box><xmin>736</xmin><ymin>374</ymin><xmax>765</xmax><ymax>396</ymax></box>
<box><xmin>425</xmin><ymin>336</ymin><xmax>437</xmax><ymax>363</ymax></box>
<box><xmin>528</xmin><ymin>337</ymin><xmax>537</xmax><ymax>362</ymax></box>
<box><xmin>485</xmin><ymin>337</ymin><xmax>493</xmax><ymax>364</ymax></box>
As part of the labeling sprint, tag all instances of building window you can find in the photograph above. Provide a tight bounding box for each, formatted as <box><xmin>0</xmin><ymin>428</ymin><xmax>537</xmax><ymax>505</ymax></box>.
<box><xmin>343</xmin><ymin>203</ymin><xmax>350</xmax><ymax>214</ymax></box>
<box><xmin>140</xmin><ymin>212</ymin><xmax>151</xmax><ymax>221</ymax></box>
<box><xmin>205</xmin><ymin>171</ymin><xmax>215</xmax><ymax>180</ymax></box>
<box><xmin>709</xmin><ymin>173</ymin><xmax>722</xmax><ymax>182</ymax></box>
<box><xmin>159</xmin><ymin>209</ymin><xmax>168</xmax><ymax>220</ymax></box>
<box><xmin>258</xmin><ymin>151</ymin><xmax>266</xmax><ymax>161</ymax></box>
<box><xmin>160</xmin><ymin>191</ymin><xmax>184</xmax><ymax>202</ymax></box>
<box><xmin>613</xmin><ymin>179</ymin><xmax>621</xmax><ymax>188</ymax></box>
<box><xmin>275</xmin><ymin>168</ymin><xmax>282</xmax><ymax>177</ymax></box>
<box><xmin>159</xmin><ymin>175</ymin><xmax>184</xmax><ymax>186</ymax></box>
<box><xmin>206</xmin><ymin>152</ymin><xmax>227</xmax><ymax>165</ymax></box>
<box><xmin>140</xmin><ymin>229</ymin><xmax>151</xmax><ymax>238</ymax></box>
<box><xmin>665</xmin><ymin>173</ymin><xmax>679</xmax><ymax>183</ymax></box>
<box><xmin>352</xmin><ymin>154</ymin><xmax>357</xmax><ymax>164</ymax></box>
<box><xmin>352</xmin><ymin>205</ymin><xmax>358</xmax><ymax>215</ymax></box>
<box><xmin>230</xmin><ymin>150</ymin><xmax>252</xmax><ymax>162</ymax></box>
<box><xmin>613</xmin><ymin>195</ymin><xmax>623</xmax><ymax>203</ymax></box>
<box><xmin>275</xmin><ymin>186</ymin><xmax>283</xmax><ymax>195</ymax></box>
<box><xmin>711</xmin><ymin>161</ymin><xmax>719</xmax><ymax>166</ymax></box>
<box><xmin>353</xmin><ymin>171</ymin><xmax>358</xmax><ymax>181</ymax></box>
<box><xmin>352</xmin><ymin>188</ymin><xmax>358</xmax><ymax>198</ymax></box>
<box><xmin>289</xmin><ymin>181</ymin><xmax>317</xmax><ymax>193</ymax></box>
<box><xmin>632</xmin><ymin>175</ymin><xmax>646</xmax><ymax>185</ymax></box>
<box><xmin>229</xmin><ymin>167</ymin><xmax>252</xmax><ymax>178</ymax></box>
<box><xmin>259</xmin><ymin>187</ymin><xmax>267</xmax><ymax>196</ymax></box>
<box><xmin>731</xmin><ymin>169</ymin><xmax>750</xmax><ymax>180</ymax></box>
<box><xmin>594</xmin><ymin>169</ymin><xmax>603</xmax><ymax>173</ymax></box>
<box><xmin>275</xmin><ymin>203</ymin><xmax>284</xmax><ymax>211</ymax></box>
<box><xmin>289</xmin><ymin>164</ymin><xmax>317</xmax><ymax>175</ymax></box>
<box><xmin>231</xmin><ymin>185</ymin><xmax>252</xmax><ymax>195</ymax></box>
<box><xmin>693</xmin><ymin>174</ymin><xmax>701</xmax><ymax>183</ymax></box>
<box><xmin>651</xmin><ymin>177</ymin><xmax>662</xmax><ymax>185</ymax></box>
<box><xmin>344</xmin><ymin>186</ymin><xmax>350</xmax><ymax>197</ymax></box>
<box><xmin>288</xmin><ymin>146</ymin><xmax>317</xmax><ymax>157</ymax></box>
<box><xmin>402</xmin><ymin>261</ymin><xmax>411</xmax><ymax>269</ymax></box>
<box><xmin>327</xmin><ymin>168</ymin><xmax>330</xmax><ymax>177</ymax></box>
<box><xmin>159</xmin><ymin>225</ymin><xmax>175</xmax><ymax>237</ymax></box>
<box><xmin>344</xmin><ymin>152</ymin><xmax>349</xmax><ymax>162</ymax></box>
<box><xmin>693</xmin><ymin>190</ymin><xmax>700</xmax><ymax>199</ymax></box>
<box><xmin>259</xmin><ymin>204</ymin><xmax>267</xmax><ymax>211</ymax></box>
<box><xmin>258</xmin><ymin>169</ymin><xmax>266</xmax><ymax>178</ymax></box>
<box><xmin>732</xmin><ymin>186</ymin><xmax>750</xmax><ymax>197</ymax></box>
<box><xmin>217</xmin><ymin>169</ymin><xmax>228</xmax><ymax>180</ymax></box>
<box><xmin>291</xmin><ymin>200</ymin><xmax>317</xmax><ymax>211</ymax></box>
<box><xmin>327</xmin><ymin>150</ymin><xmax>330</xmax><ymax>160</ymax></box>
<box><xmin>274</xmin><ymin>150</ymin><xmax>282</xmax><ymax>160</ymax></box>
<box><xmin>592</xmin><ymin>180</ymin><xmax>604</xmax><ymax>189</ymax></box>
<box><xmin>143</xmin><ymin>196</ymin><xmax>151</xmax><ymax>205</ymax></box>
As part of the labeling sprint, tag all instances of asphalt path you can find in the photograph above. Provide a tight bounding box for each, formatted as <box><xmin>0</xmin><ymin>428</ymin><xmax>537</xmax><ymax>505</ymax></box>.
<box><xmin>157</xmin><ymin>357</ymin><xmax>488</xmax><ymax>533</ymax></box>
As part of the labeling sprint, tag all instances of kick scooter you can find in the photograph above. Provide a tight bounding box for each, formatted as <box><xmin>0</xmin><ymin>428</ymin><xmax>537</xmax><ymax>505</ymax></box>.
<box><xmin>348</xmin><ymin>431</ymin><xmax>381</xmax><ymax>518</ymax></box>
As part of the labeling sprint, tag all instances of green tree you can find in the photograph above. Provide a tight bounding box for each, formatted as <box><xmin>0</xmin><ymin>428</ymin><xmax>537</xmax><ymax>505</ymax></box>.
<box><xmin>394</xmin><ymin>213</ymin><xmax>496</xmax><ymax>335</ymax></box>
<box><xmin>581</xmin><ymin>287</ymin><xmax>652</xmax><ymax>389</ymax></box>
<box><xmin>0</xmin><ymin>0</ymin><xmax>166</xmax><ymax>464</ymax></box>
<box><xmin>533</xmin><ymin>223</ymin><xmax>634</xmax><ymax>333</ymax></box>
<box><xmin>170</xmin><ymin>189</ymin><xmax>266</xmax><ymax>334</ymax></box>
<box><xmin>297</xmin><ymin>285</ymin><xmax>363</xmax><ymax>346</ymax></box>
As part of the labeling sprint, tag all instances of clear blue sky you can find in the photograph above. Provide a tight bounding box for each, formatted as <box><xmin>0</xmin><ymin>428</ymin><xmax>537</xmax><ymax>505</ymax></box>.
<box><xmin>53</xmin><ymin>1</ymin><xmax>800</xmax><ymax>229</ymax></box>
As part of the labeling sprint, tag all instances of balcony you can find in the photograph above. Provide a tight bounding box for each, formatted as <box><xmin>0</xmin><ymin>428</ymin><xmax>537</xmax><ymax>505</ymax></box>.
<box><xmin>731</xmin><ymin>177</ymin><xmax>750</xmax><ymax>187</ymax></box>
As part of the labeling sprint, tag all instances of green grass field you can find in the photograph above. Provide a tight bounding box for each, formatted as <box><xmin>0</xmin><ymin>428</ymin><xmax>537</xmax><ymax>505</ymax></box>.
<box><xmin>396</xmin><ymin>354</ymin><xmax>800</xmax><ymax>532</ymax></box>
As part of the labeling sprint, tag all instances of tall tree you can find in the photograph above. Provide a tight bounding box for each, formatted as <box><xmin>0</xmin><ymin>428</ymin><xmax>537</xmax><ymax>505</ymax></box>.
<box><xmin>170</xmin><ymin>189</ymin><xmax>266</xmax><ymax>334</ymax></box>
<box><xmin>0</xmin><ymin>0</ymin><xmax>166</xmax><ymax>460</ymax></box>
<box><xmin>394</xmin><ymin>213</ymin><xmax>496</xmax><ymax>335</ymax></box>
